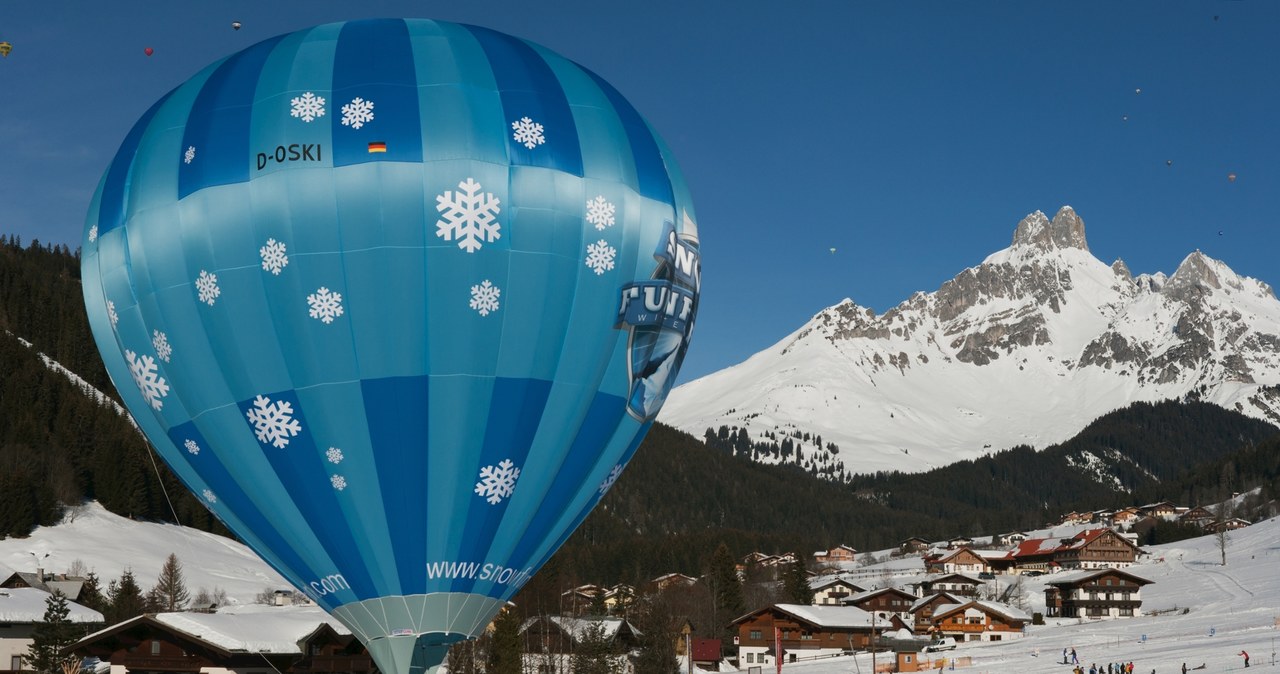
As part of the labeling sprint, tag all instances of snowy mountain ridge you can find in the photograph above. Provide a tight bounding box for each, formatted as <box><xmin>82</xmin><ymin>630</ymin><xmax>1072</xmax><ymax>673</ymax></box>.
<box><xmin>661</xmin><ymin>207</ymin><xmax>1280</xmax><ymax>476</ymax></box>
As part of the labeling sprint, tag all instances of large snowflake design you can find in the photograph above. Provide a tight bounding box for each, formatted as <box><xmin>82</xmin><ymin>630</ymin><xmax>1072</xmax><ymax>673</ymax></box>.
<box><xmin>184</xmin><ymin>439</ymin><xmax>201</xmax><ymax>455</ymax></box>
<box><xmin>469</xmin><ymin>280</ymin><xmax>501</xmax><ymax>316</ymax></box>
<box><xmin>474</xmin><ymin>459</ymin><xmax>521</xmax><ymax>505</ymax></box>
<box><xmin>183</xmin><ymin>146</ymin><xmax>196</xmax><ymax>164</ymax></box>
<box><xmin>125</xmin><ymin>349</ymin><xmax>170</xmax><ymax>411</ymax></box>
<box><xmin>586</xmin><ymin>196</ymin><xmax>616</xmax><ymax>230</ymax></box>
<box><xmin>340</xmin><ymin>97</ymin><xmax>375</xmax><ymax>129</ymax></box>
<box><xmin>106</xmin><ymin>300</ymin><xmax>119</xmax><ymax>328</ymax></box>
<box><xmin>290</xmin><ymin>91</ymin><xmax>326</xmax><ymax>122</ymax></box>
<box><xmin>435</xmin><ymin>178</ymin><xmax>501</xmax><ymax>253</ymax></box>
<box><xmin>195</xmin><ymin>270</ymin><xmax>220</xmax><ymax>306</ymax></box>
<box><xmin>511</xmin><ymin>116</ymin><xmax>545</xmax><ymax>149</ymax></box>
<box><xmin>202</xmin><ymin>489</ymin><xmax>217</xmax><ymax>504</ymax></box>
<box><xmin>330</xmin><ymin>475</ymin><xmax>348</xmax><ymax>491</ymax></box>
<box><xmin>260</xmin><ymin>238</ymin><xmax>289</xmax><ymax>275</ymax></box>
<box><xmin>88</xmin><ymin>224</ymin><xmax>98</xmax><ymax>243</ymax></box>
<box><xmin>307</xmin><ymin>287</ymin><xmax>344</xmax><ymax>324</ymax></box>
<box><xmin>585</xmin><ymin>240</ymin><xmax>617</xmax><ymax>275</ymax></box>
<box><xmin>326</xmin><ymin>447</ymin><xmax>344</xmax><ymax>464</ymax></box>
<box><xmin>152</xmin><ymin>329</ymin><xmax>173</xmax><ymax>363</ymax></box>
<box><xmin>598</xmin><ymin>464</ymin><xmax>624</xmax><ymax>496</ymax></box>
<box><xmin>246</xmin><ymin>394</ymin><xmax>302</xmax><ymax>449</ymax></box>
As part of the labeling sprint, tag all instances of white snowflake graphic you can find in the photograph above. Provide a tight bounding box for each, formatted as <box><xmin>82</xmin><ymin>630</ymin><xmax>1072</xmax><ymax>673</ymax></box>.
<box><xmin>260</xmin><ymin>238</ymin><xmax>289</xmax><ymax>275</ymax></box>
<box><xmin>125</xmin><ymin>349</ymin><xmax>170</xmax><ymax>411</ymax></box>
<box><xmin>585</xmin><ymin>240</ymin><xmax>617</xmax><ymax>275</ymax></box>
<box><xmin>340</xmin><ymin>97</ymin><xmax>374</xmax><ymax>129</ymax></box>
<box><xmin>246</xmin><ymin>394</ymin><xmax>302</xmax><ymax>449</ymax></box>
<box><xmin>598</xmin><ymin>464</ymin><xmax>624</xmax><ymax>496</ymax></box>
<box><xmin>184</xmin><ymin>146</ymin><xmax>196</xmax><ymax>164</ymax></box>
<box><xmin>586</xmin><ymin>195</ymin><xmax>616</xmax><ymax>230</ymax></box>
<box><xmin>435</xmin><ymin>178</ymin><xmax>501</xmax><ymax>253</ymax></box>
<box><xmin>195</xmin><ymin>270</ymin><xmax>220</xmax><ymax>306</ymax></box>
<box><xmin>88</xmin><ymin>224</ymin><xmax>98</xmax><ymax>243</ymax></box>
<box><xmin>469</xmin><ymin>280</ymin><xmax>501</xmax><ymax>316</ymax></box>
<box><xmin>474</xmin><ymin>459</ymin><xmax>521</xmax><ymax>505</ymax></box>
<box><xmin>330</xmin><ymin>475</ymin><xmax>348</xmax><ymax>491</ymax></box>
<box><xmin>511</xmin><ymin>116</ymin><xmax>545</xmax><ymax>149</ymax></box>
<box><xmin>202</xmin><ymin>489</ymin><xmax>217</xmax><ymax>504</ymax></box>
<box><xmin>106</xmin><ymin>300</ymin><xmax>119</xmax><ymax>328</ymax></box>
<box><xmin>307</xmin><ymin>287</ymin><xmax>344</xmax><ymax>324</ymax></box>
<box><xmin>152</xmin><ymin>329</ymin><xmax>173</xmax><ymax>362</ymax></box>
<box><xmin>290</xmin><ymin>91</ymin><xmax>326</xmax><ymax>122</ymax></box>
<box><xmin>184</xmin><ymin>439</ymin><xmax>201</xmax><ymax>455</ymax></box>
<box><xmin>326</xmin><ymin>447</ymin><xmax>344</xmax><ymax>464</ymax></box>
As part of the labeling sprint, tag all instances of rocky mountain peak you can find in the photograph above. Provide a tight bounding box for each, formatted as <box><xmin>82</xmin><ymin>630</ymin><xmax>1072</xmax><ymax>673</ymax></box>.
<box><xmin>1011</xmin><ymin>205</ymin><xmax>1089</xmax><ymax>252</ymax></box>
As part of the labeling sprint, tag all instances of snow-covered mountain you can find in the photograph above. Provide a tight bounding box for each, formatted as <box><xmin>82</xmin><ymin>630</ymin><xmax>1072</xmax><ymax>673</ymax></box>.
<box><xmin>661</xmin><ymin>207</ymin><xmax>1280</xmax><ymax>475</ymax></box>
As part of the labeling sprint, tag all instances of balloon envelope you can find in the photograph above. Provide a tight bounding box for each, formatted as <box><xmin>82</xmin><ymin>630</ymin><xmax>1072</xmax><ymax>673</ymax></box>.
<box><xmin>82</xmin><ymin>18</ymin><xmax>698</xmax><ymax>674</ymax></box>
<box><xmin>0</xmin><ymin>42</ymin><xmax>12</xmax><ymax>57</ymax></box>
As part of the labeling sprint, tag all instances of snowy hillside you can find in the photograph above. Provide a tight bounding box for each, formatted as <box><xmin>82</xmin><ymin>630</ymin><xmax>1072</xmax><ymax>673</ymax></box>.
<box><xmin>661</xmin><ymin>207</ymin><xmax>1280</xmax><ymax>475</ymax></box>
<box><xmin>0</xmin><ymin>502</ymin><xmax>287</xmax><ymax>604</ymax></box>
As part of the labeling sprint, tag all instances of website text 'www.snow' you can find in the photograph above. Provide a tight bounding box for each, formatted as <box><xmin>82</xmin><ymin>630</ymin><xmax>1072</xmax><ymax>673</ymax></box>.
<box><xmin>426</xmin><ymin>561</ymin><xmax>533</xmax><ymax>587</ymax></box>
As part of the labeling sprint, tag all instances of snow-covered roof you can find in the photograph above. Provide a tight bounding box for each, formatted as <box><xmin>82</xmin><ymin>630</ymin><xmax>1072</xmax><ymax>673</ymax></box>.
<box><xmin>523</xmin><ymin>616</ymin><xmax>638</xmax><ymax>643</ymax></box>
<box><xmin>0</xmin><ymin>587</ymin><xmax>104</xmax><ymax>624</ymax></box>
<box><xmin>908</xmin><ymin>592</ymin><xmax>965</xmax><ymax>613</ymax></box>
<box><xmin>932</xmin><ymin>600</ymin><xmax>1031</xmax><ymax>623</ymax></box>
<box><xmin>1043</xmin><ymin>568</ymin><xmax>1152</xmax><ymax>587</ymax></box>
<box><xmin>973</xmin><ymin>549</ymin><xmax>1012</xmax><ymax>560</ymax></box>
<box><xmin>772</xmin><ymin>604</ymin><xmax>877</xmax><ymax>629</ymax></box>
<box><xmin>78</xmin><ymin>605</ymin><xmax>349</xmax><ymax>654</ymax></box>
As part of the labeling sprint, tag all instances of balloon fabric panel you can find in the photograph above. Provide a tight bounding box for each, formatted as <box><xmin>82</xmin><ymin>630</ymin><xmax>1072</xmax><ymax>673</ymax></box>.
<box><xmin>82</xmin><ymin>18</ymin><xmax>700</xmax><ymax>674</ymax></box>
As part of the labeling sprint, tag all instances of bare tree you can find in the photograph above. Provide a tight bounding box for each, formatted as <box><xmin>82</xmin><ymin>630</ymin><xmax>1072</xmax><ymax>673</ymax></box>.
<box><xmin>1213</xmin><ymin>502</ymin><xmax>1231</xmax><ymax>566</ymax></box>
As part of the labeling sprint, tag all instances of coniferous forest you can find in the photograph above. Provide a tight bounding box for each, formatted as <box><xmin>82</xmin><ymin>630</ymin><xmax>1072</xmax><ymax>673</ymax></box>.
<box><xmin>3</xmin><ymin>236</ymin><xmax>1279</xmax><ymax>593</ymax></box>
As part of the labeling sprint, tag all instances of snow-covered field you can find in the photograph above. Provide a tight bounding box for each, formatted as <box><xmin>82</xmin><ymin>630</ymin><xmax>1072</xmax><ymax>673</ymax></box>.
<box><xmin>2</xmin><ymin>504</ymin><xmax>1276</xmax><ymax>672</ymax></box>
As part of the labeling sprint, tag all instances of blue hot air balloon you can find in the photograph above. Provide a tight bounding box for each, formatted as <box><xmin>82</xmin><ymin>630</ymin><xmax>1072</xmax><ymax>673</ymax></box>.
<box><xmin>81</xmin><ymin>19</ymin><xmax>699</xmax><ymax>674</ymax></box>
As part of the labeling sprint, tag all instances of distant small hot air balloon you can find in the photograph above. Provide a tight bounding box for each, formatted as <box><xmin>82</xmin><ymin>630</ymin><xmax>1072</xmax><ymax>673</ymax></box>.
<box><xmin>829</xmin><ymin>247</ymin><xmax>837</xmax><ymax>254</ymax></box>
<box><xmin>232</xmin><ymin>21</ymin><xmax>242</xmax><ymax>30</ymax></box>
<box><xmin>1122</xmin><ymin>115</ymin><xmax>1129</xmax><ymax>122</ymax></box>
<box><xmin>1166</xmin><ymin>159</ymin><xmax>1173</xmax><ymax>167</ymax></box>
<box><xmin>1227</xmin><ymin>172</ymin><xmax>1237</xmax><ymax>182</ymax></box>
<box><xmin>1135</xmin><ymin>87</ymin><xmax>1142</xmax><ymax>95</ymax></box>
<box><xmin>144</xmin><ymin>47</ymin><xmax>154</xmax><ymax>56</ymax></box>
<box><xmin>0</xmin><ymin>42</ymin><xmax>12</xmax><ymax>58</ymax></box>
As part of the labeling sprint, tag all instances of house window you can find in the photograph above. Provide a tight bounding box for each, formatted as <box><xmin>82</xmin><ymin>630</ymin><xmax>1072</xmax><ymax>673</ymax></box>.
<box><xmin>151</xmin><ymin>641</ymin><xmax>161</xmax><ymax>655</ymax></box>
<box><xmin>746</xmin><ymin>653</ymin><xmax>754</xmax><ymax>663</ymax></box>
<box><xmin>12</xmin><ymin>657</ymin><xmax>24</xmax><ymax>671</ymax></box>
<box><xmin>750</xmin><ymin>630</ymin><xmax>762</xmax><ymax>640</ymax></box>
<box><xmin>1119</xmin><ymin>608</ymin><xmax>1134</xmax><ymax>617</ymax></box>
<box><xmin>990</xmin><ymin>635</ymin><xmax>1002</xmax><ymax>642</ymax></box>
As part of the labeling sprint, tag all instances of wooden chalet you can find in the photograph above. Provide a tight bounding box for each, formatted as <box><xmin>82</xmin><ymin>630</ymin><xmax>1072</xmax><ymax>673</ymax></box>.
<box><xmin>730</xmin><ymin>604</ymin><xmax>893</xmax><ymax>667</ymax></box>
<box><xmin>1139</xmin><ymin>501</ymin><xmax>1178</xmax><ymax>520</ymax></box>
<box><xmin>521</xmin><ymin>615</ymin><xmax>642</xmax><ymax>655</ymax></box>
<box><xmin>809</xmin><ymin>577</ymin><xmax>867</xmax><ymax>606</ymax></box>
<box><xmin>994</xmin><ymin>532</ymin><xmax>1028</xmax><ymax>547</ymax></box>
<box><xmin>908</xmin><ymin>592</ymin><xmax>966</xmax><ymax>633</ymax></box>
<box><xmin>0</xmin><ymin>585</ymin><xmax>103</xmax><ymax>674</ymax></box>
<box><xmin>1043</xmin><ymin>568</ymin><xmax>1152</xmax><ymax>619</ymax></box>
<box><xmin>898</xmin><ymin>537</ymin><xmax>930</xmax><ymax>555</ymax></box>
<box><xmin>909</xmin><ymin>573</ymin><xmax>984</xmax><ymax>598</ymax></box>
<box><xmin>67</xmin><ymin>610</ymin><xmax>369</xmax><ymax>674</ymax></box>
<box><xmin>812</xmin><ymin>545</ymin><xmax>857</xmax><ymax>566</ymax></box>
<box><xmin>1010</xmin><ymin>528</ymin><xmax>1139</xmax><ymax>572</ymax></box>
<box><xmin>842</xmin><ymin>587</ymin><xmax>917</xmax><ymax>623</ymax></box>
<box><xmin>647</xmin><ymin>573</ymin><xmax>698</xmax><ymax>593</ymax></box>
<box><xmin>1178</xmin><ymin>506</ymin><xmax>1215</xmax><ymax>527</ymax></box>
<box><xmin>1109</xmin><ymin>508</ymin><xmax>1141</xmax><ymax>529</ymax></box>
<box><xmin>926</xmin><ymin>601</ymin><xmax>1029</xmax><ymax>642</ymax></box>
<box><xmin>1204</xmin><ymin>518</ymin><xmax>1252</xmax><ymax>533</ymax></box>
<box><xmin>923</xmin><ymin>548</ymin><xmax>989</xmax><ymax>575</ymax></box>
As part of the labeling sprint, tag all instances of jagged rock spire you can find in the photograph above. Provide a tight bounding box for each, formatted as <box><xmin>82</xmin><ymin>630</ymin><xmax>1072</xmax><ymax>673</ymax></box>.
<box><xmin>1011</xmin><ymin>206</ymin><xmax>1090</xmax><ymax>252</ymax></box>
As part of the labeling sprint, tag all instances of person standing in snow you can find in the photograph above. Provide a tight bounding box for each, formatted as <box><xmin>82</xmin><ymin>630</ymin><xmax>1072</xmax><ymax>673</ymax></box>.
<box><xmin>1239</xmin><ymin>651</ymin><xmax>1249</xmax><ymax>667</ymax></box>
<box><xmin>1064</xmin><ymin>649</ymin><xmax>1069</xmax><ymax>665</ymax></box>
<box><xmin>1181</xmin><ymin>663</ymin><xmax>1186</xmax><ymax>674</ymax></box>
<box><xmin>1072</xmin><ymin>648</ymin><xmax>1079</xmax><ymax>665</ymax></box>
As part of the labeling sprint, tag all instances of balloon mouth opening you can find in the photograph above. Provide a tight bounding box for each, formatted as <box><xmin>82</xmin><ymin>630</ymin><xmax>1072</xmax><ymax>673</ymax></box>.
<box><xmin>365</xmin><ymin>632</ymin><xmax>470</xmax><ymax>674</ymax></box>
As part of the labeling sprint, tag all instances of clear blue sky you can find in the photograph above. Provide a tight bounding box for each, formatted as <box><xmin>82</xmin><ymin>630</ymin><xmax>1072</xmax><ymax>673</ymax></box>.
<box><xmin>2</xmin><ymin>2</ymin><xmax>1276</xmax><ymax>383</ymax></box>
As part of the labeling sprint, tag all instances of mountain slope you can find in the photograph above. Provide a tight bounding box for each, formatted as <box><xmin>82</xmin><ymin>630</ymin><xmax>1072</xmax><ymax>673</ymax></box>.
<box><xmin>661</xmin><ymin>207</ymin><xmax>1280</xmax><ymax>475</ymax></box>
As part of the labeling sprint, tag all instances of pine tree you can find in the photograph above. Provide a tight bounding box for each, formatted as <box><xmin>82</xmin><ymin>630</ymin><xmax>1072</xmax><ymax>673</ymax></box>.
<box><xmin>782</xmin><ymin>556</ymin><xmax>813</xmax><ymax>605</ymax></box>
<box><xmin>487</xmin><ymin>607</ymin><xmax>522</xmax><ymax>674</ymax></box>
<box><xmin>105</xmin><ymin>569</ymin><xmax>146</xmax><ymax>623</ymax></box>
<box><xmin>706</xmin><ymin>543</ymin><xmax>745</xmax><ymax>637</ymax></box>
<box><xmin>572</xmin><ymin>620</ymin><xmax>620</xmax><ymax>674</ymax></box>
<box><xmin>26</xmin><ymin>590</ymin><xmax>92</xmax><ymax>674</ymax></box>
<box><xmin>632</xmin><ymin>597</ymin><xmax>679</xmax><ymax>674</ymax></box>
<box><xmin>150</xmin><ymin>553</ymin><xmax>191</xmax><ymax>611</ymax></box>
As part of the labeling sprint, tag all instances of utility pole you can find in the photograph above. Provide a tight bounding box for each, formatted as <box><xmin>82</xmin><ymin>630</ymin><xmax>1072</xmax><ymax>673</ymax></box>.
<box><xmin>870</xmin><ymin>610</ymin><xmax>877</xmax><ymax>674</ymax></box>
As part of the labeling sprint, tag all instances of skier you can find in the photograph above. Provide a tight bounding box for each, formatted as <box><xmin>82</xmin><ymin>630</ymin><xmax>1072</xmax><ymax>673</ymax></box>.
<box><xmin>1181</xmin><ymin>663</ymin><xmax>1186</xmax><ymax>674</ymax></box>
<box><xmin>1064</xmin><ymin>649</ymin><xmax>1070</xmax><ymax>665</ymax></box>
<box><xmin>1072</xmin><ymin>648</ymin><xmax>1079</xmax><ymax>665</ymax></box>
<box><xmin>1239</xmin><ymin>651</ymin><xmax>1249</xmax><ymax>668</ymax></box>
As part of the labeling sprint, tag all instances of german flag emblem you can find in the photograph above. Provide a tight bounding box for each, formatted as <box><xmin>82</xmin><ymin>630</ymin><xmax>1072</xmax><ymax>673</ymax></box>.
<box><xmin>367</xmin><ymin>142</ymin><xmax>387</xmax><ymax>153</ymax></box>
